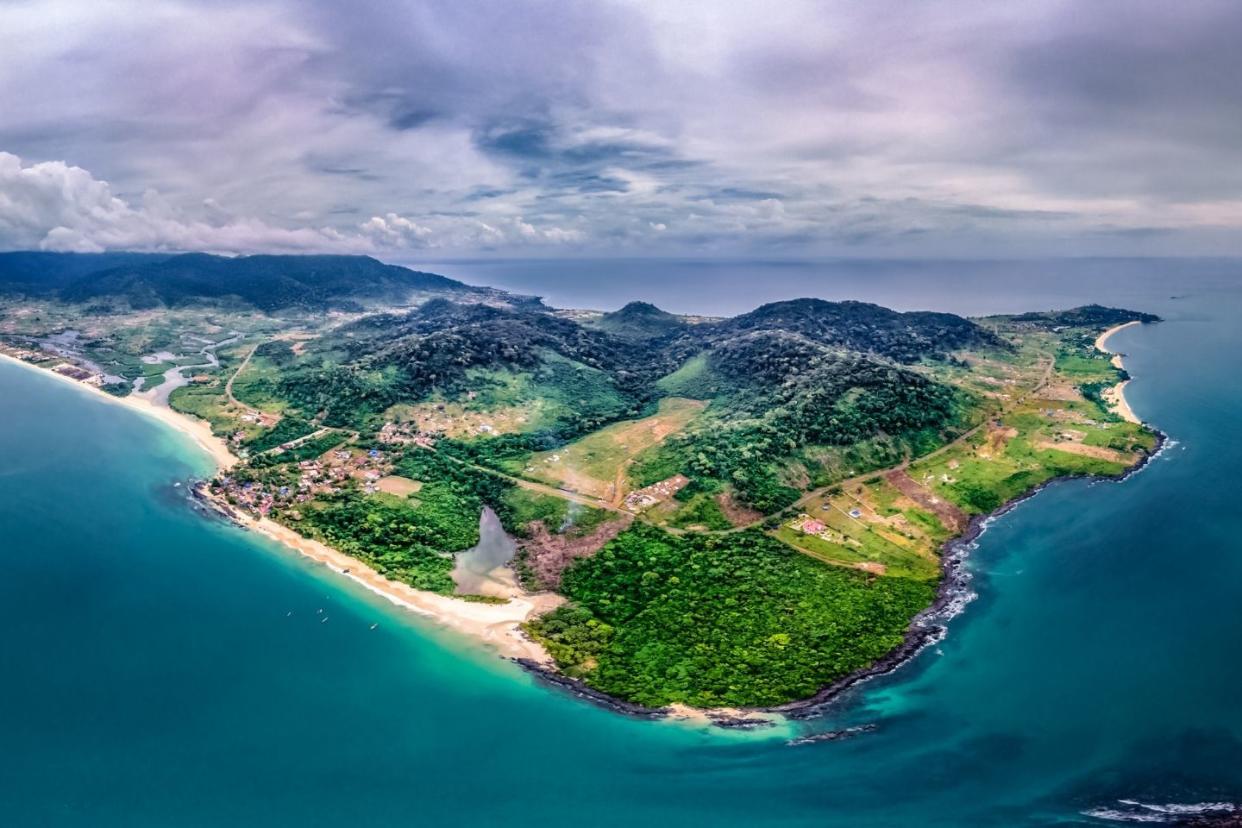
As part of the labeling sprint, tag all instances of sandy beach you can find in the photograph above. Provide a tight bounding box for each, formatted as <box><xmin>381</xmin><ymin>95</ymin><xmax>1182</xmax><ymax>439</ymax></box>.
<box><xmin>0</xmin><ymin>350</ymin><xmax>559</xmax><ymax>663</ymax></box>
<box><xmin>238</xmin><ymin>508</ymin><xmax>563</xmax><ymax>662</ymax></box>
<box><xmin>1094</xmin><ymin>321</ymin><xmax>1142</xmax><ymax>424</ymax></box>
<box><xmin>0</xmin><ymin>351</ymin><xmax>238</xmax><ymax>469</ymax></box>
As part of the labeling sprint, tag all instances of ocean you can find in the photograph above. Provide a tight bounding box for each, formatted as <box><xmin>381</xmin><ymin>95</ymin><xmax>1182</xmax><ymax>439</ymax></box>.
<box><xmin>1</xmin><ymin>258</ymin><xmax>1240</xmax><ymax>826</ymax></box>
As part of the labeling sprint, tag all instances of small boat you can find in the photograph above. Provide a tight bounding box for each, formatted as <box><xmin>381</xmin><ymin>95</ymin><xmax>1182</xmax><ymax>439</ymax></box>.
<box><xmin>370</xmin><ymin>623</ymin><xmax>378</xmax><ymax>630</ymax></box>
<box><xmin>321</xmin><ymin>617</ymin><xmax>329</xmax><ymax>623</ymax></box>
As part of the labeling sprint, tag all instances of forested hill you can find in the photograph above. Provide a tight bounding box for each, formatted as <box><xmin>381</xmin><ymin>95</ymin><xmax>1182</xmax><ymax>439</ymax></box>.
<box><xmin>589</xmin><ymin>301</ymin><xmax>686</xmax><ymax>339</ymax></box>
<box><xmin>0</xmin><ymin>251</ymin><xmax>169</xmax><ymax>295</ymax></box>
<box><xmin>60</xmin><ymin>253</ymin><xmax>481</xmax><ymax>311</ymax></box>
<box><xmin>694</xmin><ymin>298</ymin><xmax>1002</xmax><ymax>362</ymax></box>
<box><xmin>266</xmin><ymin>295</ymin><xmax>997</xmax><ymax>510</ymax></box>
<box><xmin>0</xmin><ymin>251</ymin><xmax>484</xmax><ymax>311</ymax></box>
<box><xmin>1005</xmin><ymin>304</ymin><xmax>1162</xmax><ymax>328</ymax></box>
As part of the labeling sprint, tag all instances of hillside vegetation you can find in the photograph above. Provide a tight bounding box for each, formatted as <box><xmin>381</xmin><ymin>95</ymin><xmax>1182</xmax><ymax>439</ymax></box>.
<box><xmin>0</xmin><ymin>252</ymin><xmax>1161</xmax><ymax>711</ymax></box>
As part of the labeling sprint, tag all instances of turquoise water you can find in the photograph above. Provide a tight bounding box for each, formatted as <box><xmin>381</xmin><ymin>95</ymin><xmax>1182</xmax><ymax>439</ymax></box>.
<box><xmin>2</xmin><ymin>264</ymin><xmax>1241</xmax><ymax>825</ymax></box>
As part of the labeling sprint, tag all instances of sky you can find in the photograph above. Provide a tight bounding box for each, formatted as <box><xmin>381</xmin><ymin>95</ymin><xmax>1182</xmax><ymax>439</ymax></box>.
<box><xmin>2</xmin><ymin>0</ymin><xmax>1242</xmax><ymax>259</ymax></box>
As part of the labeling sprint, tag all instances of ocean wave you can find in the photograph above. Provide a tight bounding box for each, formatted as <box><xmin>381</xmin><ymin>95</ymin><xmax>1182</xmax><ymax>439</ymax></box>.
<box><xmin>1084</xmin><ymin>799</ymin><xmax>1236</xmax><ymax>823</ymax></box>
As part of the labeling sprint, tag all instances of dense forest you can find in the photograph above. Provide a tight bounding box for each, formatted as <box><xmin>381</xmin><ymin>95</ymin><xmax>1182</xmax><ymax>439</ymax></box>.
<box><xmin>694</xmin><ymin>298</ymin><xmax>1003</xmax><ymax>362</ymax></box>
<box><xmin>526</xmin><ymin>525</ymin><xmax>935</xmax><ymax>708</ymax></box>
<box><xmin>0</xmin><ymin>251</ymin><xmax>169</xmax><ymax>296</ymax></box>
<box><xmin>586</xmin><ymin>301</ymin><xmax>687</xmax><ymax>339</ymax></box>
<box><xmin>0</xmin><ymin>251</ymin><xmax>485</xmax><ymax>311</ymax></box>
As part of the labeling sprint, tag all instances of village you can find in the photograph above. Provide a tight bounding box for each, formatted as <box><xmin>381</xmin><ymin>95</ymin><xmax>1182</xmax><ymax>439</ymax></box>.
<box><xmin>212</xmin><ymin>443</ymin><xmax>399</xmax><ymax>517</ymax></box>
<box><xmin>0</xmin><ymin>343</ymin><xmax>109</xmax><ymax>386</ymax></box>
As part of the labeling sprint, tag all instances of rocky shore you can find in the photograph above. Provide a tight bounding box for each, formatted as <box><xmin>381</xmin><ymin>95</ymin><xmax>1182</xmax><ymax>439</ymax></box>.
<box><xmin>517</xmin><ymin>429</ymin><xmax>1169</xmax><ymax>725</ymax></box>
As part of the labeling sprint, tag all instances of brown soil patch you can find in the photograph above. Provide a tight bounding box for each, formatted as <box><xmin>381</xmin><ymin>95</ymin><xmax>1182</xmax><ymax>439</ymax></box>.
<box><xmin>518</xmin><ymin>516</ymin><xmax>633</xmax><ymax>589</ymax></box>
<box><xmin>717</xmin><ymin>491</ymin><xmax>764</xmax><ymax>527</ymax></box>
<box><xmin>885</xmin><ymin>470</ymin><xmax>969</xmax><ymax>533</ymax></box>
<box><xmin>1034</xmin><ymin>440</ymin><xmax>1127</xmax><ymax>463</ymax></box>
<box><xmin>989</xmin><ymin>424</ymin><xmax>1019</xmax><ymax>452</ymax></box>
<box><xmin>1038</xmin><ymin>382</ymin><xmax>1085</xmax><ymax>402</ymax></box>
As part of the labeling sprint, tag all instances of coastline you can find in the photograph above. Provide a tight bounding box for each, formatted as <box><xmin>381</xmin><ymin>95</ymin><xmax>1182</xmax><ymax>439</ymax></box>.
<box><xmin>194</xmin><ymin>488</ymin><xmax>563</xmax><ymax>663</ymax></box>
<box><xmin>767</xmin><ymin>427</ymin><xmax>1168</xmax><ymax>719</ymax></box>
<box><xmin>2</xmin><ymin>319</ymin><xmax>1164</xmax><ymax>725</ymax></box>
<box><xmin>1095</xmin><ymin>320</ymin><xmax>1142</xmax><ymax>424</ymax></box>
<box><xmin>518</xmin><ymin>432</ymin><xmax>1167</xmax><ymax>724</ymax></box>
<box><xmin>0</xmin><ymin>351</ymin><xmax>237</xmax><ymax>471</ymax></box>
<box><xmin>0</xmin><ymin>351</ymin><xmax>560</xmax><ymax>665</ymax></box>
<box><xmin>519</xmin><ymin>321</ymin><xmax>1165</xmax><ymax>723</ymax></box>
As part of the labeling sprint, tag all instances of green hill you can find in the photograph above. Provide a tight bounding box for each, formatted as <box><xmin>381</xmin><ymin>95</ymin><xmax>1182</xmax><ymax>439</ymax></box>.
<box><xmin>0</xmin><ymin>251</ymin><xmax>170</xmax><ymax>296</ymax></box>
<box><xmin>58</xmin><ymin>253</ymin><xmax>479</xmax><ymax>311</ymax></box>
<box><xmin>590</xmin><ymin>301</ymin><xmax>686</xmax><ymax>339</ymax></box>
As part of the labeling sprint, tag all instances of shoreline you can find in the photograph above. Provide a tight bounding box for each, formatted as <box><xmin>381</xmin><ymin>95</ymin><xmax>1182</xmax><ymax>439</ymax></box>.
<box><xmin>0</xmin><ymin>350</ymin><xmax>560</xmax><ymax>665</ymax></box>
<box><xmin>767</xmin><ymin>427</ymin><xmax>1168</xmax><ymax>719</ymax></box>
<box><xmin>519</xmin><ymin>431</ymin><xmax>1169</xmax><ymax>724</ymax></box>
<box><xmin>0</xmin><ymin>351</ymin><xmax>238</xmax><ymax>471</ymax></box>
<box><xmin>1095</xmin><ymin>320</ymin><xmax>1142</xmax><ymax>424</ymax></box>
<box><xmin>2</xmin><ymin>319</ymin><xmax>1164</xmax><ymax>725</ymax></box>
<box><xmin>519</xmin><ymin>320</ymin><xmax>1164</xmax><ymax>723</ymax></box>
<box><xmin>192</xmin><ymin>486</ymin><xmax>562</xmax><ymax>663</ymax></box>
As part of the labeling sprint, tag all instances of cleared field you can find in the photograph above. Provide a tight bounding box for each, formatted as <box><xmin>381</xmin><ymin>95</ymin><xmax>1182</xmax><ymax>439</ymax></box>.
<box><xmin>524</xmin><ymin>397</ymin><xmax>706</xmax><ymax>502</ymax></box>
<box><xmin>376</xmin><ymin>475</ymin><xmax>423</xmax><ymax>496</ymax></box>
<box><xmin>386</xmin><ymin>398</ymin><xmax>549</xmax><ymax>439</ymax></box>
<box><xmin>908</xmin><ymin>394</ymin><xmax>1153</xmax><ymax>516</ymax></box>
<box><xmin>780</xmin><ymin>476</ymin><xmax>945</xmax><ymax>580</ymax></box>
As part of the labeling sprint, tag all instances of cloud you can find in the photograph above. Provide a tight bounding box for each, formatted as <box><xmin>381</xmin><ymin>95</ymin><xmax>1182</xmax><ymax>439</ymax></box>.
<box><xmin>359</xmin><ymin>213</ymin><xmax>434</xmax><ymax>248</ymax></box>
<box><xmin>0</xmin><ymin>151</ymin><xmax>365</xmax><ymax>254</ymax></box>
<box><xmin>2</xmin><ymin>0</ymin><xmax>1242</xmax><ymax>256</ymax></box>
<box><xmin>0</xmin><ymin>151</ymin><xmax>593</xmax><ymax>255</ymax></box>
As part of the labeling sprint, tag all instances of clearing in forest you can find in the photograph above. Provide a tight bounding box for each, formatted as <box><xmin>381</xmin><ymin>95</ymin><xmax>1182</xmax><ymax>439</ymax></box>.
<box><xmin>524</xmin><ymin>397</ymin><xmax>706</xmax><ymax>503</ymax></box>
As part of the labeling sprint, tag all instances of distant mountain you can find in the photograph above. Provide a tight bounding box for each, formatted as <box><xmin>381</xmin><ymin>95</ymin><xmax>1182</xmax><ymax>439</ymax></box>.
<box><xmin>56</xmin><ymin>253</ymin><xmax>479</xmax><ymax>311</ymax></box>
<box><xmin>590</xmin><ymin>301</ymin><xmax>686</xmax><ymax>339</ymax></box>
<box><xmin>0</xmin><ymin>251</ymin><xmax>171</xmax><ymax>295</ymax></box>
<box><xmin>1007</xmin><ymin>304</ymin><xmax>1162</xmax><ymax>328</ymax></box>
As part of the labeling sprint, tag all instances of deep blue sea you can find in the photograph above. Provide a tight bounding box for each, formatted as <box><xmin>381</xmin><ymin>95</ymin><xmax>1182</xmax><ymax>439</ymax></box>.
<box><xmin>2</xmin><ymin>258</ymin><xmax>1240</xmax><ymax>826</ymax></box>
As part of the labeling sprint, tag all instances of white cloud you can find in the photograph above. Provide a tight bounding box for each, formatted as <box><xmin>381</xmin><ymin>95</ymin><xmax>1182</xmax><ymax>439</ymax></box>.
<box><xmin>360</xmin><ymin>213</ymin><xmax>434</xmax><ymax>247</ymax></box>
<box><xmin>0</xmin><ymin>151</ymin><xmax>367</xmax><ymax>254</ymax></box>
<box><xmin>0</xmin><ymin>150</ymin><xmax>591</xmax><ymax>255</ymax></box>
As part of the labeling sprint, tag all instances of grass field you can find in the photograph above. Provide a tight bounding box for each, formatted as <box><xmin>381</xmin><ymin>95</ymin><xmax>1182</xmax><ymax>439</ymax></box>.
<box><xmin>524</xmin><ymin>397</ymin><xmax>706</xmax><ymax>501</ymax></box>
<box><xmin>908</xmin><ymin>390</ymin><xmax>1153</xmax><ymax>516</ymax></box>
<box><xmin>778</xmin><ymin>477</ymin><xmax>945</xmax><ymax>580</ymax></box>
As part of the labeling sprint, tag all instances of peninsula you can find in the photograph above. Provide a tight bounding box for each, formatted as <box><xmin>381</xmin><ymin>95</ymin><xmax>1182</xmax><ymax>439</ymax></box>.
<box><xmin>0</xmin><ymin>252</ymin><xmax>1162</xmax><ymax>714</ymax></box>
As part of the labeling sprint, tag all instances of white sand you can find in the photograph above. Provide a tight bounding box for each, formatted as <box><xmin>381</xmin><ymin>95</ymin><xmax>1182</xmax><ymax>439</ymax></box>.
<box><xmin>0</xmin><ymin>351</ymin><xmax>238</xmax><ymax>469</ymax></box>
<box><xmin>239</xmin><ymin>509</ymin><xmax>563</xmax><ymax>662</ymax></box>
<box><xmin>1093</xmin><ymin>322</ymin><xmax>1143</xmax><ymax>424</ymax></box>
<box><xmin>1</xmin><ymin>351</ymin><xmax>559</xmax><ymax>662</ymax></box>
